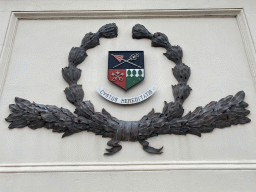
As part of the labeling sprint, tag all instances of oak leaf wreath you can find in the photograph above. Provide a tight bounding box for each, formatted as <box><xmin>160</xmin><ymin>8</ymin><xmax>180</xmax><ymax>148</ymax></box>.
<box><xmin>5</xmin><ymin>23</ymin><xmax>251</xmax><ymax>155</ymax></box>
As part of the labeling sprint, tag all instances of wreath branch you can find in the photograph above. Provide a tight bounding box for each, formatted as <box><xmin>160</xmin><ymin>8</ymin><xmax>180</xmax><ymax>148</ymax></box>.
<box><xmin>5</xmin><ymin>23</ymin><xmax>250</xmax><ymax>156</ymax></box>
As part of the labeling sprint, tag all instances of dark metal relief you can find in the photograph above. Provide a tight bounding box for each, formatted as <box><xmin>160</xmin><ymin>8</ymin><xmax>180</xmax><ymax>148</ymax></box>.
<box><xmin>5</xmin><ymin>23</ymin><xmax>251</xmax><ymax>155</ymax></box>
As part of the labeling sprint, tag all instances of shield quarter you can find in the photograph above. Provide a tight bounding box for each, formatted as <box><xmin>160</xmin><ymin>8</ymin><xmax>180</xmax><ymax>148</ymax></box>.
<box><xmin>108</xmin><ymin>51</ymin><xmax>144</xmax><ymax>91</ymax></box>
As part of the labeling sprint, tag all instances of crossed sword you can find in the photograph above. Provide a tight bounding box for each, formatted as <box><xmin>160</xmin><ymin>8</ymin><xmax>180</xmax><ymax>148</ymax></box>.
<box><xmin>112</xmin><ymin>53</ymin><xmax>141</xmax><ymax>69</ymax></box>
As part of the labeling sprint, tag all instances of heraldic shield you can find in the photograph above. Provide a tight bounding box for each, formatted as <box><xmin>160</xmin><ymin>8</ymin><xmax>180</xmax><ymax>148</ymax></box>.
<box><xmin>108</xmin><ymin>51</ymin><xmax>144</xmax><ymax>91</ymax></box>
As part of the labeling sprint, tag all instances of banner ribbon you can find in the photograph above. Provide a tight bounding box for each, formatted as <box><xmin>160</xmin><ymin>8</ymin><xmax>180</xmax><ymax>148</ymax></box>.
<box><xmin>96</xmin><ymin>85</ymin><xmax>158</xmax><ymax>105</ymax></box>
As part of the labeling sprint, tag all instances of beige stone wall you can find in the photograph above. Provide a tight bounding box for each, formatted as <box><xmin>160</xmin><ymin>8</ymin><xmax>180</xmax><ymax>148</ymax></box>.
<box><xmin>1</xmin><ymin>1</ymin><xmax>256</xmax><ymax>191</ymax></box>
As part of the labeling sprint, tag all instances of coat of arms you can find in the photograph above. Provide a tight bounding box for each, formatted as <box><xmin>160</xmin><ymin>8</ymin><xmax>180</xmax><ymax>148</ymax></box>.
<box><xmin>108</xmin><ymin>51</ymin><xmax>144</xmax><ymax>91</ymax></box>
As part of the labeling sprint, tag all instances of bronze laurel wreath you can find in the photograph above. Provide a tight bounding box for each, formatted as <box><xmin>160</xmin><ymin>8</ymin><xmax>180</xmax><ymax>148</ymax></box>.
<box><xmin>5</xmin><ymin>23</ymin><xmax>251</xmax><ymax>155</ymax></box>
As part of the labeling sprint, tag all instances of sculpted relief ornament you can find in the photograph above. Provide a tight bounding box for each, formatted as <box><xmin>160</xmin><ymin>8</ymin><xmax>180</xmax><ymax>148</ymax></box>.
<box><xmin>5</xmin><ymin>23</ymin><xmax>251</xmax><ymax>155</ymax></box>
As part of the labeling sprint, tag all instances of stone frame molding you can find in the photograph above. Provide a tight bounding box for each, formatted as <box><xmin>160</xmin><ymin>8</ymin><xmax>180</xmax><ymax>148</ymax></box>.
<box><xmin>0</xmin><ymin>8</ymin><xmax>256</xmax><ymax>173</ymax></box>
